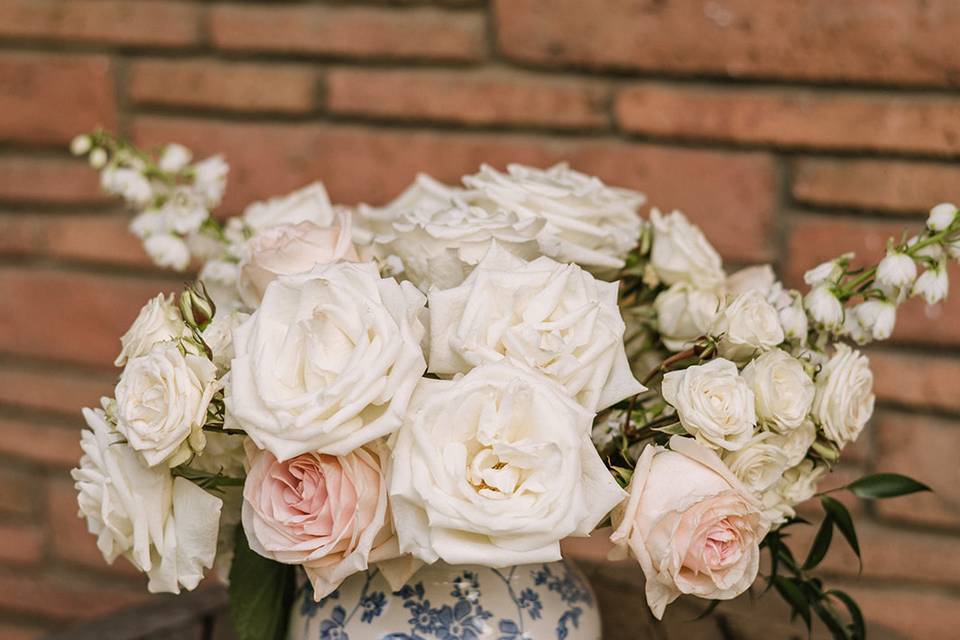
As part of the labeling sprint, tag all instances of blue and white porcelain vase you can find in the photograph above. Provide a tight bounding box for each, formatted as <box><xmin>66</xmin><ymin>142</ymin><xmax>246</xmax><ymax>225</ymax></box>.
<box><xmin>288</xmin><ymin>560</ymin><xmax>601</xmax><ymax>640</ymax></box>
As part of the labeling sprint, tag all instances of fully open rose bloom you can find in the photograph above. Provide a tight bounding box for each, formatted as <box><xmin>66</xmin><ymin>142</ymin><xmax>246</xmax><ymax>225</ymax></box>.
<box><xmin>115</xmin><ymin>293</ymin><xmax>186</xmax><ymax>366</ymax></box>
<box><xmin>740</xmin><ymin>349</ymin><xmax>815</xmax><ymax>433</ymax></box>
<box><xmin>242</xmin><ymin>182</ymin><xmax>337</xmax><ymax>232</ymax></box>
<box><xmin>227</xmin><ymin>261</ymin><xmax>427</xmax><ymax>460</ymax></box>
<box><xmin>610</xmin><ymin>436</ymin><xmax>769</xmax><ymax>619</ymax></box>
<box><xmin>709</xmin><ymin>290</ymin><xmax>785</xmax><ymax>362</ymax></box>
<box><xmin>812</xmin><ymin>344</ymin><xmax>875</xmax><ymax>447</ymax></box>
<box><xmin>390</xmin><ymin>362</ymin><xmax>626</xmax><ymax>567</ymax></box>
<box><xmin>428</xmin><ymin>245</ymin><xmax>644</xmax><ymax>412</ymax></box>
<box><xmin>242</xmin><ymin>440</ymin><xmax>412</xmax><ymax>598</ymax></box>
<box><xmin>649</xmin><ymin>209</ymin><xmax>725</xmax><ymax>288</ymax></box>
<box><xmin>73</xmin><ymin>408</ymin><xmax>222</xmax><ymax>593</ymax></box>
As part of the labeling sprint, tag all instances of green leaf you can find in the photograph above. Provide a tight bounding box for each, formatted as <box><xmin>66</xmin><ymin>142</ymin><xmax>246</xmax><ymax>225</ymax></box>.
<box><xmin>821</xmin><ymin>496</ymin><xmax>861</xmax><ymax>572</ymax></box>
<box><xmin>846</xmin><ymin>473</ymin><xmax>931</xmax><ymax>499</ymax></box>
<box><xmin>827</xmin><ymin>590</ymin><xmax>866</xmax><ymax>640</ymax></box>
<box><xmin>228</xmin><ymin>527</ymin><xmax>296</xmax><ymax>640</ymax></box>
<box><xmin>803</xmin><ymin>515</ymin><xmax>834</xmax><ymax>571</ymax></box>
<box><xmin>772</xmin><ymin>576</ymin><xmax>811</xmax><ymax>631</ymax></box>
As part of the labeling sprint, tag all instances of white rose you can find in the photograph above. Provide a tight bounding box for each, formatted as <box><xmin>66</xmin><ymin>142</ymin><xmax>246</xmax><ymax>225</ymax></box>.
<box><xmin>912</xmin><ymin>262</ymin><xmax>949</xmax><ymax>305</ymax></box>
<box><xmin>610</xmin><ymin>436</ymin><xmax>768</xmax><ymax>619</ymax></box>
<box><xmin>804</xmin><ymin>284</ymin><xmax>844</xmax><ymax>329</ymax></box>
<box><xmin>72</xmin><ymin>408</ymin><xmax>222</xmax><ymax>593</ymax></box>
<box><xmin>852</xmin><ymin>299</ymin><xmax>897</xmax><ymax>342</ymax></box>
<box><xmin>201</xmin><ymin>309</ymin><xmax>249</xmax><ymax>372</ymax></box>
<box><xmin>238</xmin><ymin>215</ymin><xmax>359</xmax><ymax>307</ymax></box>
<box><xmin>199</xmin><ymin>259</ymin><xmax>242</xmax><ymax>312</ymax></box>
<box><xmin>354</xmin><ymin>173</ymin><xmax>465</xmax><ymax>246</ymax></box>
<box><xmin>654</xmin><ymin>283</ymin><xmax>722</xmax><ymax>352</ymax></box>
<box><xmin>741</xmin><ymin>349</ymin><xmax>814</xmax><ymax>432</ymax></box>
<box><xmin>769</xmin><ymin>419</ymin><xmax>817</xmax><ymax>467</ymax></box>
<box><xmin>649</xmin><ymin>208</ymin><xmax>725</xmax><ymax>288</ymax></box>
<box><xmin>428</xmin><ymin>246</ymin><xmax>644</xmax><ymax>412</ymax></box>
<box><xmin>778</xmin><ymin>291</ymin><xmax>809</xmax><ymax>342</ymax></box>
<box><xmin>227</xmin><ymin>262</ymin><xmax>427</xmax><ymax>460</ymax></box>
<box><xmin>115</xmin><ymin>294</ymin><xmax>186</xmax><ymax>367</ymax></box>
<box><xmin>722</xmin><ymin>431</ymin><xmax>791</xmax><ymax>494</ymax></box>
<box><xmin>661</xmin><ymin>358</ymin><xmax>756</xmax><ymax>451</ymax></box>
<box><xmin>115</xmin><ymin>343</ymin><xmax>219</xmax><ymax>468</ymax></box>
<box><xmin>463</xmin><ymin>163</ymin><xmax>645</xmax><ymax>274</ymax></box>
<box><xmin>710</xmin><ymin>290</ymin><xmax>785</xmax><ymax>362</ymax></box>
<box><xmin>812</xmin><ymin>344</ymin><xmax>875</xmax><ymax>447</ymax></box>
<box><xmin>380</xmin><ymin>199</ymin><xmax>544</xmax><ymax>291</ymax></box>
<box><xmin>725</xmin><ymin>265</ymin><xmax>776</xmax><ymax>298</ymax></box>
<box><xmin>761</xmin><ymin>460</ymin><xmax>826</xmax><ymax>525</ymax></box>
<box><xmin>876</xmin><ymin>250</ymin><xmax>917</xmax><ymax>290</ymax></box>
<box><xmin>390</xmin><ymin>362</ymin><xmax>626</xmax><ymax>567</ymax></box>
<box><xmin>242</xmin><ymin>182</ymin><xmax>335</xmax><ymax>232</ymax></box>
<box><xmin>927</xmin><ymin>202</ymin><xmax>958</xmax><ymax>232</ymax></box>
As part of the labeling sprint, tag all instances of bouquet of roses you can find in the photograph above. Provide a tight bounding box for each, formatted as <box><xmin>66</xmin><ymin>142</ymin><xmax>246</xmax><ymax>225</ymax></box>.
<box><xmin>69</xmin><ymin>130</ymin><xmax>951</xmax><ymax>639</ymax></box>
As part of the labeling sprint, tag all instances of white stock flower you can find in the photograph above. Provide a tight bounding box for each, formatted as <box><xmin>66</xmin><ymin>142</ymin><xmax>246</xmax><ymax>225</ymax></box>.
<box><xmin>383</xmin><ymin>199</ymin><xmax>544</xmax><ymax>291</ymax></box>
<box><xmin>192</xmin><ymin>156</ymin><xmax>228</xmax><ymax>208</ymax></box>
<box><xmin>927</xmin><ymin>202</ymin><xmax>958</xmax><ymax>232</ymax></box>
<box><xmin>226</xmin><ymin>262</ymin><xmax>427</xmax><ymax>460</ymax></box>
<box><xmin>159</xmin><ymin>144</ymin><xmax>193</xmax><ymax>174</ymax></box>
<box><xmin>761</xmin><ymin>460</ymin><xmax>826</xmax><ymax>525</ymax></box>
<box><xmin>649</xmin><ymin>209</ymin><xmax>725</xmax><ymax>288</ymax></box>
<box><xmin>389</xmin><ymin>363</ymin><xmax>626</xmax><ymax>567</ymax></box>
<box><xmin>73</xmin><ymin>408</ymin><xmax>222</xmax><ymax>594</ymax></box>
<box><xmin>710</xmin><ymin>290</ymin><xmax>785</xmax><ymax>362</ymax></box>
<box><xmin>429</xmin><ymin>246</ymin><xmax>643</xmax><ymax>412</ymax></box>
<box><xmin>463</xmin><ymin>163</ymin><xmax>645</xmax><ymax>274</ymax></box>
<box><xmin>115</xmin><ymin>294</ymin><xmax>186</xmax><ymax>367</ymax></box>
<box><xmin>143</xmin><ymin>234</ymin><xmax>191</xmax><ymax>271</ymax></box>
<box><xmin>876</xmin><ymin>250</ymin><xmax>917</xmax><ymax>290</ymax></box>
<box><xmin>723</xmin><ymin>431</ymin><xmax>791</xmax><ymax>494</ymax></box>
<box><xmin>101</xmin><ymin>167</ymin><xmax>153</xmax><ymax>206</ymax></box>
<box><xmin>912</xmin><ymin>262</ymin><xmax>949</xmax><ymax>305</ymax></box>
<box><xmin>804</xmin><ymin>284</ymin><xmax>843</xmax><ymax>329</ymax></box>
<box><xmin>812</xmin><ymin>344</ymin><xmax>875</xmax><ymax>447</ymax></box>
<box><xmin>803</xmin><ymin>254</ymin><xmax>851</xmax><ymax>287</ymax></box>
<box><xmin>242</xmin><ymin>182</ymin><xmax>335</xmax><ymax>233</ymax></box>
<box><xmin>661</xmin><ymin>358</ymin><xmax>756</xmax><ymax>451</ymax></box>
<box><xmin>741</xmin><ymin>349</ymin><xmax>814</xmax><ymax>433</ymax></box>
<box><xmin>654</xmin><ymin>283</ymin><xmax>722</xmax><ymax>352</ymax></box>
<box><xmin>852</xmin><ymin>299</ymin><xmax>897</xmax><ymax>341</ymax></box>
<box><xmin>115</xmin><ymin>343</ymin><xmax>219</xmax><ymax>468</ymax></box>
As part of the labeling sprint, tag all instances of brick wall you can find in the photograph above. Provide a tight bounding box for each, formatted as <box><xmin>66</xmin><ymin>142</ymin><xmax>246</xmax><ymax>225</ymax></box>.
<box><xmin>0</xmin><ymin>1</ymin><xmax>958</xmax><ymax>638</ymax></box>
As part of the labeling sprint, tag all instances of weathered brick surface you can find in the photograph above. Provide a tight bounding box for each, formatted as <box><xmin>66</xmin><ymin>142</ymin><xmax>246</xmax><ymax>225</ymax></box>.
<box><xmin>0</xmin><ymin>365</ymin><xmax>114</xmax><ymax>416</ymax></box>
<box><xmin>0</xmin><ymin>157</ymin><xmax>110</xmax><ymax>205</ymax></box>
<box><xmin>0</xmin><ymin>418</ymin><xmax>82</xmax><ymax>468</ymax></box>
<box><xmin>0</xmin><ymin>214</ymin><xmax>150</xmax><ymax>267</ymax></box>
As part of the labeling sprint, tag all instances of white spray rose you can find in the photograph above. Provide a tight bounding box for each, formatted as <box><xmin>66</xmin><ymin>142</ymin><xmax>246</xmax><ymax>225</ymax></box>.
<box><xmin>761</xmin><ymin>460</ymin><xmax>826</xmax><ymax>525</ymax></box>
<box><xmin>741</xmin><ymin>350</ymin><xmax>814</xmax><ymax>433</ymax></box>
<box><xmin>115</xmin><ymin>343</ymin><xmax>219</xmax><ymax>468</ymax></box>
<box><xmin>927</xmin><ymin>202</ymin><xmax>958</xmax><ymax>232</ymax></box>
<box><xmin>661</xmin><ymin>358</ymin><xmax>756</xmax><ymax>451</ymax></box>
<box><xmin>812</xmin><ymin>344</ymin><xmax>875</xmax><ymax>447</ymax></box>
<box><xmin>390</xmin><ymin>362</ymin><xmax>626</xmax><ymax>567</ymax></box>
<box><xmin>463</xmin><ymin>163</ymin><xmax>645</xmax><ymax>274</ymax></box>
<box><xmin>778</xmin><ymin>291</ymin><xmax>809</xmax><ymax>342</ymax></box>
<box><xmin>769</xmin><ymin>419</ymin><xmax>817</xmax><ymax>467</ymax></box>
<box><xmin>722</xmin><ymin>431</ymin><xmax>791</xmax><ymax>494</ymax></box>
<box><xmin>201</xmin><ymin>309</ymin><xmax>249</xmax><ymax>372</ymax></box>
<box><xmin>73</xmin><ymin>408</ymin><xmax>222</xmax><ymax>593</ymax></box>
<box><xmin>428</xmin><ymin>246</ymin><xmax>644</xmax><ymax>412</ymax></box>
<box><xmin>852</xmin><ymin>299</ymin><xmax>897</xmax><ymax>342</ymax></box>
<box><xmin>654</xmin><ymin>283</ymin><xmax>722</xmax><ymax>352</ymax></box>
<box><xmin>610</xmin><ymin>436</ymin><xmax>768</xmax><ymax>619</ymax></box>
<box><xmin>710</xmin><ymin>290</ymin><xmax>785</xmax><ymax>362</ymax></box>
<box><xmin>876</xmin><ymin>250</ymin><xmax>917</xmax><ymax>290</ymax></box>
<box><xmin>725</xmin><ymin>265</ymin><xmax>776</xmax><ymax>298</ymax></box>
<box><xmin>115</xmin><ymin>294</ymin><xmax>186</xmax><ymax>367</ymax></box>
<box><xmin>226</xmin><ymin>262</ymin><xmax>427</xmax><ymax>460</ymax></box>
<box><xmin>242</xmin><ymin>182</ymin><xmax>336</xmax><ymax>232</ymax></box>
<box><xmin>804</xmin><ymin>284</ymin><xmax>844</xmax><ymax>329</ymax></box>
<box><xmin>912</xmin><ymin>262</ymin><xmax>949</xmax><ymax>305</ymax></box>
<box><xmin>649</xmin><ymin>209</ymin><xmax>725</xmax><ymax>288</ymax></box>
<box><xmin>355</xmin><ymin>173</ymin><xmax>465</xmax><ymax>246</ymax></box>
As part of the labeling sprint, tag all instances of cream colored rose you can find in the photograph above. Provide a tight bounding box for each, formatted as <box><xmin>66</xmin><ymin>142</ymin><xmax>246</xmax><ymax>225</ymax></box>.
<box><xmin>115</xmin><ymin>343</ymin><xmax>219</xmax><ymax>468</ymax></box>
<box><xmin>710</xmin><ymin>290</ymin><xmax>785</xmax><ymax>362</ymax></box>
<box><xmin>769</xmin><ymin>419</ymin><xmax>816</xmax><ymax>467</ymax></box>
<box><xmin>761</xmin><ymin>460</ymin><xmax>827</xmax><ymax>525</ymax></box>
<box><xmin>390</xmin><ymin>362</ymin><xmax>626</xmax><ymax>567</ymax></box>
<box><xmin>649</xmin><ymin>209</ymin><xmax>725</xmax><ymax>288</ymax></box>
<box><xmin>242</xmin><ymin>182</ymin><xmax>336</xmax><ymax>232</ymax></box>
<box><xmin>610</xmin><ymin>436</ymin><xmax>768</xmax><ymax>619</ymax></box>
<box><xmin>428</xmin><ymin>246</ymin><xmax>644</xmax><ymax>412</ymax></box>
<box><xmin>661</xmin><ymin>358</ymin><xmax>756</xmax><ymax>451</ymax></box>
<box><xmin>725</xmin><ymin>265</ymin><xmax>776</xmax><ymax>298</ymax></box>
<box><xmin>238</xmin><ymin>215</ymin><xmax>359</xmax><ymax>307</ymax></box>
<box><xmin>722</xmin><ymin>431</ymin><xmax>791</xmax><ymax>494</ymax></box>
<box><xmin>654</xmin><ymin>283</ymin><xmax>722</xmax><ymax>352</ymax></box>
<box><xmin>741</xmin><ymin>349</ymin><xmax>814</xmax><ymax>433</ymax></box>
<box><xmin>226</xmin><ymin>262</ymin><xmax>427</xmax><ymax>460</ymax></box>
<box><xmin>812</xmin><ymin>344</ymin><xmax>875</xmax><ymax>447</ymax></box>
<box><xmin>73</xmin><ymin>408</ymin><xmax>222</xmax><ymax>594</ymax></box>
<box><xmin>200</xmin><ymin>309</ymin><xmax>249</xmax><ymax>372</ymax></box>
<box><xmin>115</xmin><ymin>293</ymin><xmax>186</xmax><ymax>367</ymax></box>
<box><xmin>354</xmin><ymin>173</ymin><xmax>465</xmax><ymax>247</ymax></box>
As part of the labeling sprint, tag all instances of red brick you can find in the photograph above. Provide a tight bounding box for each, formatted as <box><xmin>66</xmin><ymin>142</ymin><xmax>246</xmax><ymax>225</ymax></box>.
<box><xmin>0</xmin><ymin>418</ymin><xmax>82</xmax><ymax>468</ymax></box>
<box><xmin>839</xmin><ymin>584</ymin><xmax>960</xmax><ymax>640</ymax></box>
<box><xmin>0</xmin><ymin>268</ymin><xmax>176</xmax><ymax>368</ymax></box>
<box><xmin>0</xmin><ymin>53</ymin><xmax>116</xmax><ymax>146</ymax></box>
<box><xmin>785</xmin><ymin>215</ymin><xmax>960</xmax><ymax>346</ymax></box>
<box><xmin>871</xmin><ymin>350</ymin><xmax>960</xmax><ymax>413</ymax></box>
<box><xmin>792</xmin><ymin>158</ymin><xmax>960</xmax><ymax>214</ymax></box>
<box><xmin>0</xmin><ymin>466</ymin><xmax>38</xmax><ymax>517</ymax></box>
<box><xmin>0</xmin><ymin>364</ymin><xmax>113</xmax><ymax>416</ymax></box>
<box><xmin>0</xmin><ymin>523</ymin><xmax>44</xmax><ymax>567</ymax></box>
<box><xmin>495</xmin><ymin>0</ymin><xmax>960</xmax><ymax>87</ymax></box>
<box><xmin>0</xmin><ymin>0</ymin><xmax>201</xmax><ymax>48</ymax></box>
<box><xmin>873</xmin><ymin>411</ymin><xmax>960</xmax><ymax>529</ymax></box>
<box><xmin>328</xmin><ymin>68</ymin><xmax>609</xmax><ymax>129</ymax></box>
<box><xmin>128</xmin><ymin>59</ymin><xmax>318</xmax><ymax>114</ymax></box>
<box><xmin>0</xmin><ymin>570</ymin><xmax>147</xmax><ymax>621</ymax></box>
<box><xmin>616</xmin><ymin>84</ymin><xmax>960</xmax><ymax>155</ymax></box>
<box><xmin>132</xmin><ymin>117</ymin><xmax>776</xmax><ymax>262</ymax></box>
<box><xmin>0</xmin><ymin>623</ymin><xmax>45</xmax><ymax>640</ymax></box>
<box><xmin>210</xmin><ymin>4</ymin><xmax>485</xmax><ymax>61</ymax></box>
<box><xmin>0</xmin><ymin>157</ymin><xmax>109</xmax><ymax>205</ymax></box>
<box><xmin>0</xmin><ymin>214</ymin><xmax>149</xmax><ymax>267</ymax></box>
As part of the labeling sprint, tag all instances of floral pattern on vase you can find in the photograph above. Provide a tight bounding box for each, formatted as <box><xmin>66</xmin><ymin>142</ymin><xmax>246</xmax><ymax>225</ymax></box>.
<box><xmin>289</xmin><ymin>560</ymin><xmax>601</xmax><ymax>640</ymax></box>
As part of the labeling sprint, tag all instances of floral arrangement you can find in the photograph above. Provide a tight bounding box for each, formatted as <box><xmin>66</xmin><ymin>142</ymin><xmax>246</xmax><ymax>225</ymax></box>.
<box><xmin>69</xmin><ymin>130</ymin><xmax>952</xmax><ymax>640</ymax></box>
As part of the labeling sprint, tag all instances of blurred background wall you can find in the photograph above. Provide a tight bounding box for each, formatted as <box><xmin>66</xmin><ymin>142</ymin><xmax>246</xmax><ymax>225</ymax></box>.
<box><xmin>0</xmin><ymin>1</ymin><xmax>959</xmax><ymax>638</ymax></box>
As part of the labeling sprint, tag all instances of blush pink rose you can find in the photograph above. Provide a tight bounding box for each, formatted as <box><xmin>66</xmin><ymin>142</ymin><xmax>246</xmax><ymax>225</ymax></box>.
<box><xmin>241</xmin><ymin>440</ymin><xmax>406</xmax><ymax>598</ymax></box>
<box><xmin>238</xmin><ymin>213</ymin><xmax>359</xmax><ymax>307</ymax></box>
<box><xmin>609</xmin><ymin>436</ymin><xmax>769</xmax><ymax>619</ymax></box>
